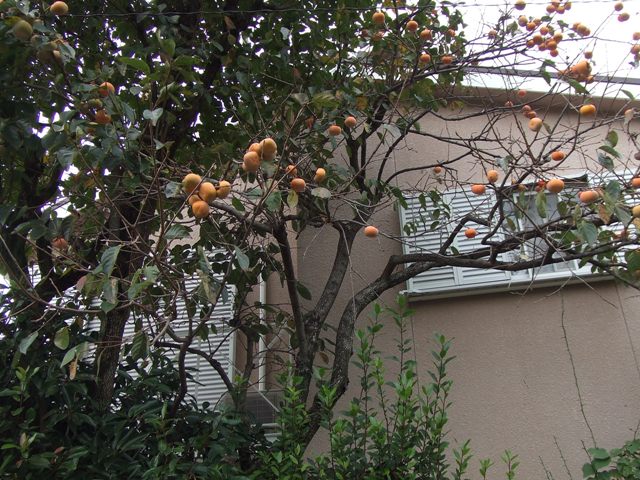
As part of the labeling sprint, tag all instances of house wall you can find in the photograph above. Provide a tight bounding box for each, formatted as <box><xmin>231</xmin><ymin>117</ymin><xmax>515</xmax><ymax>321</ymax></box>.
<box><xmin>291</xmin><ymin>90</ymin><xmax>640</xmax><ymax>478</ymax></box>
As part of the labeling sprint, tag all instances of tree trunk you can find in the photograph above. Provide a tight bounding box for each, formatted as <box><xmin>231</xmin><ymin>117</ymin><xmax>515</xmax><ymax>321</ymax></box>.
<box><xmin>94</xmin><ymin>303</ymin><xmax>130</xmax><ymax>411</ymax></box>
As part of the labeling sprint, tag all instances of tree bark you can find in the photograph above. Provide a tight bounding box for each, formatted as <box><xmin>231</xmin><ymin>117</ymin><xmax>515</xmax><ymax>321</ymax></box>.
<box><xmin>94</xmin><ymin>303</ymin><xmax>130</xmax><ymax>411</ymax></box>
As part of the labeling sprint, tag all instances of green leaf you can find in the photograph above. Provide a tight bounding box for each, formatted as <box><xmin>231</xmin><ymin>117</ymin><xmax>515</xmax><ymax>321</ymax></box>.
<box><xmin>143</xmin><ymin>108</ymin><xmax>164</xmax><ymax>126</ymax></box>
<box><xmin>311</xmin><ymin>91</ymin><xmax>338</xmax><ymax>109</ymax></box>
<box><xmin>536</xmin><ymin>190</ymin><xmax>547</xmax><ymax>218</ymax></box>
<box><xmin>130</xmin><ymin>330</ymin><xmax>148</xmax><ymax>361</ymax></box>
<box><xmin>588</xmin><ymin>447</ymin><xmax>611</xmax><ymax>461</ymax></box>
<box><xmin>165</xmin><ymin>224</ymin><xmax>191</xmax><ymax>240</ymax></box>
<box><xmin>96</xmin><ymin>246</ymin><xmax>121</xmax><ymax>277</ymax></box>
<box><xmin>160</xmin><ymin>37</ymin><xmax>175</xmax><ymax>57</ymax></box>
<box><xmin>605</xmin><ymin>130</ymin><xmax>618</xmax><ymax>148</ymax></box>
<box><xmin>265</xmin><ymin>191</ymin><xmax>282</xmax><ymax>212</ymax></box>
<box><xmin>626</xmin><ymin>250</ymin><xmax>640</xmax><ymax>272</ymax></box>
<box><xmin>381</xmin><ymin>123</ymin><xmax>402</xmax><ymax>139</ymax></box>
<box><xmin>311</xmin><ymin>187</ymin><xmax>331</xmax><ymax>199</ymax></box>
<box><xmin>234</xmin><ymin>247</ymin><xmax>250</xmax><ymax>271</ymax></box>
<box><xmin>18</xmin><ymin>332</ymin><xmax>38</xmax><ymax>354</ymax></box>
<box><xmin>296</xmin><ymin>282</ymin><xmax>312</xmax><ymax>300</ymax></box>
<box><xmin>232</xmin><ymin>197</ymin><xmax>245</xmax><ymax>212</ymax></box>
<box><xmin>598</xmin><ymin>145</ymin><xmax>620</xmax><ymax>159</ymax></box>
<box><xmin>567</xmin><ymin>78</ymin><xmax>589</xmax><ymax>95</ymax></box>
<box><xmin>164</xmin><ymin>181</ymin><xmax>182</xmax><ymax>198</ymax></box>
<box><xmin>287</xmin><ymin>190</ymin><xmax>299</xmax><ymax>208</ymax></box>
<box><xmin>128</xmin><ymin>266</ymin><xmax>159</xmax><ymax>300</ymax></box>
<box><xmin>291</xmin><ymin>93</ymin><xmax>308</xmax><ymax>105</ymax></box>
<box><xmin>197</xmin><ymin>246</ymin><xmax>211</xmax><ymax>275</ymax></box>
<box><xmin>500</xmin><ymin>155</ymin><xmax>512</xmax><ymax>172</ymax></box>
<box><xmin>578</xmin><ymin>221</ymin><xmax>598</xmax><ymax>246</ymax></box>
<box><xmin>198</xmin><ymin>272</ymin><xmax>222</xmax><ymax>304</ymax></box>
<box><xmin>622</xmin><ymin>89</ymin><xmax>635</xmax><ymax>101</ymax></box>
<box><xmin>605</xmin><ymin>180</ymin><xmax>621</xmax><ymax>201</ymax></box>
<box><xmin>118</xmin><ymin>57</ymin><xmax>150</xmax><ymax>75</ymax></box>
<box><xmin>597</xmin><ymin>152</ymin><xmax>614</xmax><ymax>171</ymax></box>
<box><xmin>614</xmin><ymin>205</ymin><xmax>632</xmax><ymax>225</ymax></box>
<box><xmin>60</xmin><ymin>347</ymin><xmax>77</xmax><ymax>368</ymax></box>
<box><xmin>54</xmin><ymin>327</ymin><xmax>69</xmax><ymax>350</ymax></box>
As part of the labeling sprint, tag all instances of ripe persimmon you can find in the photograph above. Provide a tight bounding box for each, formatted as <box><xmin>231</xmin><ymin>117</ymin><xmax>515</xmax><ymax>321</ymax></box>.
<box><xmin>285</xmin><ymin>164</ymin><xmax>298</xmax><ymax>176</ymax></box>
<box><xmin>182</xmin><ymin>173</ymin><xmax>202</xmax><ymax>194</ymax></box>
<box><xmin>94</xmin><ymin>109</ymin><xmax>112</xmax><ymax>124</ymax></box>
<box><xmin>550</xmin><ymin>151</ymin><xmax>566</xmax><ymax>161</ymax></box>
<box><xmin>579</xmin><ymin>104</ymin><xmax>596</xmax><ymax>116</ymax></box>
<box><xmin>464</xmin><ymin>228</ymin><xmax>477</xmax><ymax>239</ymax></box>
<box><xmin>420</xmin><ymin>29</ymin><xmax>433</xmax><ymax>40</ymax></box>
<box><xmin>199</xmin><ymin>182</ymin><xmax>217</xmax><ymax>202</ymax></box>
<box><xmin>314</xmin><ymin>167</ymin><xmax>326</xmax><ymax>183</ymax></box>
<box><xmin>260</xmin><ymin>137</ymin><xmax>277</xmax><ymax>160</ymax></box>
<box><xmin>372</xmin><ymin>12</ymin><xmax>385</xmax><ymax>24</ymax></box>
<box><xmin>529</xmin><ymin>117</ymin><xmax>543</xmax><ymax>131</ymax></box>
<box><xmin>248</xmin><ymin>142</ymin><xmax>262</xmax><ymax>155</ymax></box>
<box><xmin>217</xmin><ymin>180</ymin><xmax>231</xmax><ymax>199</ymax></box>
<box><xmin>487</xmin><ymin>170</ymin><xmax>499</xmax><ymax>183</ymax></box>
<box><xmin>579</xmin><ymin>190</ymin><xmax>599</xmax><ymax>203</ymax></box>
<box><xmin>364</xmin><ymin>225</ymin><xmax>379</xmax><ymax>237</ymax></box>
<box><xmin>546</xmin><ymin>178</ymin><xmax>565</xmax><ymax>193</ymax></box>
<box><xmin>344</xmin><ymin>116</ymin><xmax>357</xmax><ymax>128</ymax></box>
<box><xmin>328</xmin><ymin>125</ymin><xmax>342</xmax><ymax>136</ymax></box>
<box><xmin>290</xmin><ymin>178</ymin><xmax>306</xmax><ymax>192</ymax></box>
<box><xmin>471</xmin><ymin>184</ymin><xmax>486</xmax><ymax>195</ymax></box>
<box><xmin>52</xmin><ymin>237</ymin><xmax>68</xmax><ymax>250</ymax></box>
<box><xmin>243</xmin><ymin>151</ymin><xmax>261</xmax><ymax>172</ymax></box>
<box><xmin>98</xmin><ymin>82</ymin><xmax>115</xmax><ymax>97</ymax></box>
<box><xmin>50</xmin><ymin>1</ymin><xmax>69</xmax><ymax>15</ymax></box>
<box><xmin>192</xmin><ymin>200</ymin><xmax>210</xmax><ymax>219</ymax></box>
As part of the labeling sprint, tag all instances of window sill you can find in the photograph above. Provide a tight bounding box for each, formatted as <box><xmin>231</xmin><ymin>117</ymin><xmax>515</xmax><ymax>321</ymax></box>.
<box><xmin>401</xmin><ymin>271</ymin><xmax>611</xmax><ymax>302</ymax></box>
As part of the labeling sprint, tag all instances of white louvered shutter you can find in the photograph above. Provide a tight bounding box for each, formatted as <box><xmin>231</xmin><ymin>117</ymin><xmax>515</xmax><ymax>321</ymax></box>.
<box><xmin>446</xmin><ymin>191</ymin><xmax>512</xmax><ymax>286</ymax></box>
<box><xmin>169</xmin><ymin>276</ymin><xmax>235</xmax><ymax>408</ymax></box>
<box><xmin>88</xmin><ymin>273</ymin><xmax>234</xmax><ymax>408</ymax></box>
<box><xmin>400</xmin><ymin>195</ymin><xmax>457</xmax><ymax>293</ymax></box>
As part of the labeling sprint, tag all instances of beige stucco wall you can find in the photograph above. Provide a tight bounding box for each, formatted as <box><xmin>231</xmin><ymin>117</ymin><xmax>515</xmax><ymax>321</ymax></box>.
<box><xmin>290</xmin><ymin>90</ymin><xmax>640</xmax><ymax>478</ymax></box>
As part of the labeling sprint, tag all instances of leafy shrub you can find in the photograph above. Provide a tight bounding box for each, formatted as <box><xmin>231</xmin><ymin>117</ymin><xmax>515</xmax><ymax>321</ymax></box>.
<box><xmin>256</xmin><ymin>297</ymin><xmax>519</xmax><ymax>480</ymax></box>
<box><xmin>0</xmin><ymin>319</ymin><xmax>262</xmax><ymax>479</ymax></box>
<box><xmin>582</xmin><ymin>440</ymin><xmax>640</xmax><ymax>480</ymax></box>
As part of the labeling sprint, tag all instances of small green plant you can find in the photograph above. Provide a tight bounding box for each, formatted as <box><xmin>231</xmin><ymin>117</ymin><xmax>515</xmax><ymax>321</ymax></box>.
<box><xmin>582</xmin><ymin>440</ymin><xmax>640</xmax><ymax>480</ymax></box>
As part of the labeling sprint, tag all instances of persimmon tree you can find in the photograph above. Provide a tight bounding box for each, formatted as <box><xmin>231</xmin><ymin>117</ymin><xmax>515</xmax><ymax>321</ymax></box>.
<box><xmin>1</xmin><ymin>0</ymin><xmax>640</xmax><ymax>458</ymax></box>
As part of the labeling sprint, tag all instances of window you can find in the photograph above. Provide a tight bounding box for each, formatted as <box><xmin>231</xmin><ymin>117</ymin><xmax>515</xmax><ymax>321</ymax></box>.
<box><xmin>83</xmin><ymin>274</ymin><xmax>236</xmax><ymax>407</ymax></box>
<box><xmin>399</xmin><ymin>170</ymin><xmax>635</xmax><ymax>296</ymax></box>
